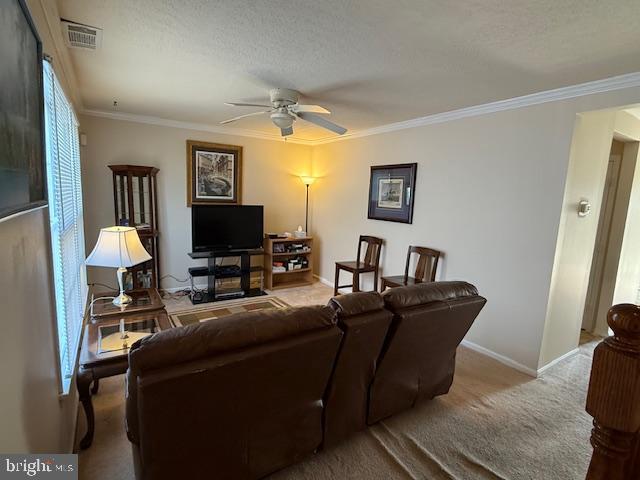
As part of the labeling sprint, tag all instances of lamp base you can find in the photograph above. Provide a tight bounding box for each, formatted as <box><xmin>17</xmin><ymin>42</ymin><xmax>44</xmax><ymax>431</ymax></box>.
<box><xmin>112</xmin><ymin>292</ymin><xmax>133</xmax><ymax>306</ymax></box>
<box><xmin>113</xmin><ymin>266</ymin><xmax>132</xmax><ymax>306</ymax></box>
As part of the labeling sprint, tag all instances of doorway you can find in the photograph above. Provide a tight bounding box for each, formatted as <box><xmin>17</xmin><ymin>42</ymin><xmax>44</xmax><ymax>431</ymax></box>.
<box><xmin>583</xmin><ymin>138</ymin><xmax>640</xmax><ymax>336</ymax></box>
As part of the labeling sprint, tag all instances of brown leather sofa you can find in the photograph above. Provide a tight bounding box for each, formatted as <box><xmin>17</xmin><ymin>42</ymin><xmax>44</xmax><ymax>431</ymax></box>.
<box><xmin>126</xmin><ymin>281</ymin><xmax>485</xmax><ymax>480</ymax></box>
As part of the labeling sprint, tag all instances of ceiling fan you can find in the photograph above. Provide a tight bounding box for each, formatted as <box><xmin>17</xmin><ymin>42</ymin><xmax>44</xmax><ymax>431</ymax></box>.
<box><xmin>221</xmin><ymin>88</ymin><xmax>347</xmax><ymax>137</ymax></box>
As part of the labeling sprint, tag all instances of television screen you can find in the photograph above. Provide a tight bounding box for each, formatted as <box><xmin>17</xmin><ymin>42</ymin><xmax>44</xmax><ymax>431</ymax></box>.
<box><xmin>192</xmin><ymin>205</ymin><xmax>263</xmax><ymax>251</ymax></box>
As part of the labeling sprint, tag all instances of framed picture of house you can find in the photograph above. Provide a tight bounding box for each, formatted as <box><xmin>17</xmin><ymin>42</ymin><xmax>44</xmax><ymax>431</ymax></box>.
<box><xmin>367</xmin><ymin>163</ymin><xmax>417</xmax><ymax>223</ymax></box>
<box><xmin>186</xmin><ymin>140</ymin><xmax>242</xmax><ymax>205</ymax></box>
<box><xmin>0</xmin><ymin>0</ymin><xmax>46</xmax><ymax>219</ymax></box>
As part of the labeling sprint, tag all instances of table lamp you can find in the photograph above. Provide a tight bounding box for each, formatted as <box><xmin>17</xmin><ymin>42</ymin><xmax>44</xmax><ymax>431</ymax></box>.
<box><xmin>85</xmin><ymin>226</ymin><xmax>152</xmax><ymax>306</ymax></box>
<box><xmin>300</xmin><ymin>176</ymin><xmax>316</xmax><ymax>233</ymax></box>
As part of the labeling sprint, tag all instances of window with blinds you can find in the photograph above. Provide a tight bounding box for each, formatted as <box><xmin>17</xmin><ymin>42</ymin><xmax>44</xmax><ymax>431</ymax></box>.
<box><xmin>43</xmin><ymin>60</ymin><xmax>87</xmax><ymax>394</ymax></box>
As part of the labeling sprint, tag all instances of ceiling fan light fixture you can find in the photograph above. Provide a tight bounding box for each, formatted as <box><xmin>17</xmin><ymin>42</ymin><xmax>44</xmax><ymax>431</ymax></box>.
<box><xmin>270</xmin><ymin>111</ymin><xmax>294</xmax><ymax>129</ymax></box>
<box><xmin>222</xmin><ymin>88</ymin><xmax>347</xmax><ymax>136</ymax></box>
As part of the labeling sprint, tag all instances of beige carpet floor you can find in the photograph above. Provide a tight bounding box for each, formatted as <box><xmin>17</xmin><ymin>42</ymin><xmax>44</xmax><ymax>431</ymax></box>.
<box><xmin>77</xmin><ymin>283</ymin><xmax>597</xmax><ymax>479</ymax></box>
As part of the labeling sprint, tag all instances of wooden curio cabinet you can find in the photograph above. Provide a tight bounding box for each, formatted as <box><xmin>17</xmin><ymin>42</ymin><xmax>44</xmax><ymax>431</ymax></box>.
<box><xmin>109</xmin><ymin>165</ymin><xmax>160</xmax><ymax>290</ymax></box>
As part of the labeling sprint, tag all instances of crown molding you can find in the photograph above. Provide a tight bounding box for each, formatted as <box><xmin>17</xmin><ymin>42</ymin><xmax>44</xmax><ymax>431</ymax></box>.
<box><xmin>312</xmin><ymin>71</ymin><xmax>640</xmax><ymax>145</ymax></box>
<box><xmin>83</xmin><ymin>71</ymin><xmax>640</xmax><ymax>148</ymax></box>
<box><xmin>37</xmin><ymin>0</ymin><xmax>83</xmax><ymax>111</ymax></box>
<box><xmin>81</xmin><ymin>109</ymin><xmax>316</xmax><ymax>146</ymax></box>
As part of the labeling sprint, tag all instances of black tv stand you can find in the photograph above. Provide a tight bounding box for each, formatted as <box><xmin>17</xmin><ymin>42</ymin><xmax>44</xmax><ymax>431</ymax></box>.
<box><xmin>188</xmin><ymin>248</ymin><xmax>265</xmax><ymax>304</ymax></box>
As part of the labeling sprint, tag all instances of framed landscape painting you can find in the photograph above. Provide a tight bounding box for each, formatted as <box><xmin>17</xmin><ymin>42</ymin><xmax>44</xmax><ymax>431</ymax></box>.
<box><xmin>367</xmin><ymin>163</ymin><xmax>417</xmax><ymax>224</ymax></box>
<box><xmin>186</xmin><ymin>140</ymin><xmax>242</xmax><ymax>205</ymax></box>
<box><xmin>0</xmin><ymin>0</ymin><xmax>46</xmax><ymax>219</ymax></box>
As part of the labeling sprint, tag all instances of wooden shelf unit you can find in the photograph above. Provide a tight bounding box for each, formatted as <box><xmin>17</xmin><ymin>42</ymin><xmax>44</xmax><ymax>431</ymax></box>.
<box><xmin>264</xmin><ymin>236</ymin><xmax>314</xmax><ymax>290</ymax></box>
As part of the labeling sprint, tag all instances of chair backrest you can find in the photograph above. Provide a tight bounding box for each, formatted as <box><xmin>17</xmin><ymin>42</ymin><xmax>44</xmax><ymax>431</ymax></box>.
<box><xmin>369</xmin><ymin>281</ymin><xmax>486</xmax><ymax>424</ymax></box>
<box><xmin>404</xmin><ymin>246</ymin><xmax>441</xmax><ymax>282</ymax></box>
<box><xmin>356</xmin><ymin>235</ymin><xmax>383</xmax><ymax>267</ymax></box>
<box><xmin>126</xmin><ymin>306</ymin><xmax>342</xmax><ymax>480</ymax></box>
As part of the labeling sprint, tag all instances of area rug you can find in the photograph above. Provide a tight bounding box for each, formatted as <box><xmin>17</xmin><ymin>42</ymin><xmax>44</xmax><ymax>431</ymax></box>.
<box><xmin>169</xmin><ymin>296</ymin><xmax>290</xmax><ymax>327</ymax></box>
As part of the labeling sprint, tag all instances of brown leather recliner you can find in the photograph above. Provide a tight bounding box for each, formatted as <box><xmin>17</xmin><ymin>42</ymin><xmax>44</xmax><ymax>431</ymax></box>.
<box><xmin>126</xmin><ymin>305</ymin><xmax>342</xmax><ymax>480</ymax></box>
<box><xmin>324</xmin><ymin>292</ymin><xmax>392</xmax><ymax>446</ymax></box>
<box><xmin>368</xmin><ymin>281</ymin><xmax>486</xmax><ymax>424</ymax></box>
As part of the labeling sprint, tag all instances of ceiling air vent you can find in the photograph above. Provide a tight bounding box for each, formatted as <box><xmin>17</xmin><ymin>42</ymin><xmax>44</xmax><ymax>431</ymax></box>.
<box><xmin>61</xmin><ymin>20</ymin><xmax>102</xmax><ymax>50</ymax></box>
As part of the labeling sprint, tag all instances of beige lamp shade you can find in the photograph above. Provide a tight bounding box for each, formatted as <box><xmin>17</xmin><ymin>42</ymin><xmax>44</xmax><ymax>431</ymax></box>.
<box><xmin>300</xmin><ymin>176</ymin><xmax>316</xmax><ymax>185</ymax></box>
<box><xmin>85</xmin><ymin>226</ymin><xmax>152</xmax><ymax>268</ymax></box>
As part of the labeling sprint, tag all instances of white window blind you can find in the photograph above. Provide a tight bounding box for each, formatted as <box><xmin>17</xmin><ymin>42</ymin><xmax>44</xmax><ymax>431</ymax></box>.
<box><xmin>43</xmin><ymin>60</ymin><xmax>87</xmax><ymax>394</ymax></box>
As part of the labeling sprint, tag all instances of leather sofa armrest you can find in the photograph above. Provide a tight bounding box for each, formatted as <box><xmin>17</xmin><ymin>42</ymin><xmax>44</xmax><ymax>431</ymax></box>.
<box><xmin>328</xmin><ymin>292</ymin><xmax>384</xmax><ymax>317</ymax></box>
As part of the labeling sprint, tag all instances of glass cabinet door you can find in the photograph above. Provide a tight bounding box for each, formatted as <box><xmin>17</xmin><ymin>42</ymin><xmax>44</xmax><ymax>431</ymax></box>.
<box><xmin>109</xmin><ymin>165</ymin><xmax>159</xmax><ymax>289</ymax></box>
<box><xmin>114</xmin><ymin>173</ymin><xmax>130</xmax><ymax>226</ymax></box>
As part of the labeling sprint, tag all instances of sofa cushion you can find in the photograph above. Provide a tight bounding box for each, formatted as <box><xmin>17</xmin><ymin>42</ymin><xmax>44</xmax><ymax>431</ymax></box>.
<box><xmin>382</xmin><ymin>280</ymin><xmax>478</xmax><ymax>311</ymax></box>
<box><xmin>129</xmin><ymin>305</ymin><xmax>335</xmax><ymax>374</ymax></box>
<box><xmin>328</xmin><ymin>291</ymin><xmax>384</xmax><ymax>317</ymax></box>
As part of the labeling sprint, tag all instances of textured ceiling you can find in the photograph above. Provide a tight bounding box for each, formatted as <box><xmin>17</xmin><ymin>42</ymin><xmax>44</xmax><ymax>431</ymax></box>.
<box><xmin>57</xmin><ymin>0</ymin><xmax>640</xmax><ymax>141</ymax></box>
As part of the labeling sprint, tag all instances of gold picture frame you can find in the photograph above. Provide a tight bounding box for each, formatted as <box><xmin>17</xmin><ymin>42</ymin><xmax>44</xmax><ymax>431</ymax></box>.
<box><xmin>186</xmin><ymin>140</ymin><xmax>242</xmax><ymax>206</ymax></box>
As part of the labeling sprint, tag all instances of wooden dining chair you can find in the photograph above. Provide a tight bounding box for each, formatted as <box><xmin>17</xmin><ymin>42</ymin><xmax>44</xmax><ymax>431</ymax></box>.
<box><xmin>334</xmin><ymin>236</ymin><xmax>383</xmax><ymax>296</ymax></box>
<box><xmin>380</xmin><ymin>246</ymin><xmax>441</xmax><ymax>292</ymax></box>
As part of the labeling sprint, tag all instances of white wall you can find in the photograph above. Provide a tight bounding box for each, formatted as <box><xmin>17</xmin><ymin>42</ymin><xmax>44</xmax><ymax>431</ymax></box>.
<box><xmin>79</xmin><ymin>115</ymin><xmax>313</xmax><ymax>290</ymax></box>
<box><xmin>311</xmin><ymin>89</ymin><xmax>640</xmax><ymax>374</ymax></box>
<box><xmin>0</xmin><ymin>0</ymin><xmax>81</xmax><ymax>453</ymax></box>
<box><xmin>539</xmin><ymin>110</ymin><xmax>617</xmax><ymax>366</ymax></box>
<box><xmin>0</xmin><ymin>209</ymin><xmax>78</xmax><ymax>452</ymax></box>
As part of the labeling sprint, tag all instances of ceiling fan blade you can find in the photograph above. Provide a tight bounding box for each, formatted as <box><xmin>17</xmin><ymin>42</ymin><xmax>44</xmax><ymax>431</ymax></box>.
<box><xmin>290</xmin><ymin>104</ymin><xmax>331</xmax><ymax>114</ymax></box>
<box><xmin>281</xmin><ymin>126</ymin><xmax>293</xmax><ymax>137</ymax></box>
<box><xmin>296</xmin><ymin>111</ymin><xmax>347</xmax><ymax>135</ymax></box>
<box><xmin>220</xmin><ymin>110</ymin><xmax>271</xmax><ymax>125</ymax></box>
<box><xmin>224</xmin><ymin>102</ymin><xmax>272</xmax><ymax>108</ymax></box>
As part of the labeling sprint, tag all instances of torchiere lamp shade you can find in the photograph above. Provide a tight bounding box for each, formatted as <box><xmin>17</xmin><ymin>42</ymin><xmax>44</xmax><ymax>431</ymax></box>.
<box><xmin>300</xmin><ymin>176</ymin><xmax>316</xmax><ymax>186</ymax></box>
<box><xmin>86</xmin><ymin>226</ymin><xmax>151</xmax><ymax>268</ymax></box>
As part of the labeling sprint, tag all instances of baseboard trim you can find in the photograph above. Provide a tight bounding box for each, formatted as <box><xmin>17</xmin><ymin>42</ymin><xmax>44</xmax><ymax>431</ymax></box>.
<box><xmin>460</xmin><ymin>340</ymin><xmax>538</xmax><ymax>377</ymax></box>
<box><xmin>316</xmin><ymin>274</ymin><xmax>540</xmax><ymax>377</ymax></box>
<box><xmin>536</xmin><ymin>348</ymin><xmax>580</xmax><ymax>376</ymax></box>
<box><xmin>314</xmin><ymin>274</ymin><xmax>354</xmax><ymax>294</ymax></box>
<box><xmin>314</xmin><ymin>274</ymin><xmax>333</xmax><ymax>288</ymax></box>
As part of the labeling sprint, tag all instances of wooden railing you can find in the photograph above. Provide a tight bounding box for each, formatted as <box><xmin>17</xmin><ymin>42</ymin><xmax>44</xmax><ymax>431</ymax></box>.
<box><xmin>585</xmin><ymin>303</ymin><xmax>640</xmax><ymax>480</ymax></box>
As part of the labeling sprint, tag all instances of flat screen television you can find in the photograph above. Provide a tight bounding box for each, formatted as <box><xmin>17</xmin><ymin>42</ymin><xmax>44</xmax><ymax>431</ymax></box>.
<box><xmin>192</xmin><ymin>205</ymin><xmax>263</xmax><ymax>252</ymax></box>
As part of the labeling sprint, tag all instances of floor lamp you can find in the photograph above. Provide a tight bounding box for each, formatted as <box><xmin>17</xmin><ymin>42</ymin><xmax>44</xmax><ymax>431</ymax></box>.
<box><xmin>300</xmin><ymin>176</ymin><xmax>316</xmax><ymax>233</ymax></box>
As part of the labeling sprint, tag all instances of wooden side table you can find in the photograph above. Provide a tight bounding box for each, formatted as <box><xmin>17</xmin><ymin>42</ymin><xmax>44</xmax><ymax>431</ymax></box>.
<box><xmin>77</xmin><ymin>288</ymin><xmax>170</xmax><ymax>449</ymax></box>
